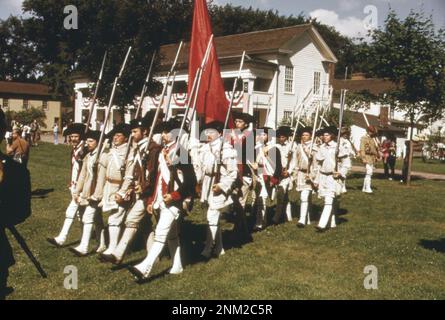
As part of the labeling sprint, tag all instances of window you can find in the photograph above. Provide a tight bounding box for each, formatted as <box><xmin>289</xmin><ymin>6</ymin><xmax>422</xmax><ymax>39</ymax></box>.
<box><xmin>283</xmin><ymin>110</ymin><xmax>293</xmax><ymax>122</ymax></box>
<box><xmin>3</xmin><ymin>98</ymin><xmax>9</xmax><ymax>110</ymax></box>
<box><xmin>284</xmin><ymin>66</ymin><xmax>294</xmax><ymax>93</ymax></box>
<box><xmin>42</xmin><ymin>101</ymin><xmax>48</xmax><ymax>111</ymax></box>
<box><xmin>23</xmin><ymin>99</ymin><xmax>29</xmax><ymax>110</ymax></box>
<box><xmin>313</xmin><ymin>71</ymin><xmax>321</xmax><ymax>95</ymax></box>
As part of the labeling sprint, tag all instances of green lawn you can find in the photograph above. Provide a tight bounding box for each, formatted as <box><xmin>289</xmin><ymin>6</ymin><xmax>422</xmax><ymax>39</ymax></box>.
<box><xmin>5</xmin><ymin>142</ymin><xmax>445</xmax><ymax>299</ymax></box>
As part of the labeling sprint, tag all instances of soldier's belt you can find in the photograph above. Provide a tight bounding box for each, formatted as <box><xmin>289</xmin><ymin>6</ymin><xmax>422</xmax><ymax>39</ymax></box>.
<box><xmin>106</xmin><ymin>178</ymin><xmax>123</xmax><ymax>184</ymax></box>
<box><xmin>320</xmin><ymin>171</ymin><xmax>333</xmax><ymax>176</ymax></box>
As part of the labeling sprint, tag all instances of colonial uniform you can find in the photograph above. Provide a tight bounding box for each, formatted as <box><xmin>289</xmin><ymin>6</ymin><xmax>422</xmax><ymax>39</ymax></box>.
<box><xmin>294</xmin><ymin>127</ymin><xmax>319</xmax><ymax>227</ymax></box>
<box><xmin>130</xmin><ymin>119</ymin><xmax>197</xmax><ymax>280</ymax></box>
<box><xmin>360</xmin><ymin>127</ymin><xmax>379</xmax><ymax>193</ymax></box>
<box><xmin>314</xmin><ymin>126</ymin><xmax>349</xmax><ymax>230</ymax></box>
<box><xmin>271</xmin><ymin>126</ymin><xmax>294</xmax><ymax>224</ymax></box>
<box><xmin>92</xmin><ymin>123</ymin><xmax>133</xmax><ymax>255</ymax></box>
<box><xmin>198</xmin><ymin>121</ymin><xmax>238</xmax><ymax>258</ymax></box>
<box><xmin>230</xmin><ymin>112</ymin><xmax>255</xmax><ymax>240</ymax></box>
<box><xmin>69</xmin><ymin>130</ymin><xmax>105</xmax><ymax>256</ymax></box>
<box><xmin>338</xmin><ymin>136</ymin><xmax>355</xmax><ymax>193</ymax></box>
<box><xmin>48</xmin><ymin>123</ymin><xmax>86</xmax><ymax>247</ymax></box>
<box><xmin>254</xmin><ymin>135</ymin><xmax>282</xmax><ymax>230</ymax></box>
<box><xmin>102</xmin><ymin>114</ymin><xmax>164</xmax><ymax>264</ymax></box>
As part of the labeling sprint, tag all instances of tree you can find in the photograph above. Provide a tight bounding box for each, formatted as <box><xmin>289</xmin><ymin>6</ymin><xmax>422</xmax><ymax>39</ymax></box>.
<box><xmin>361</xmin><ymin>10</ymin><xmax>445</xmax><ymax>184</ymax></box>
<box><xmin>7</xmin><ymin>107</ymin><xmax>47</xmax><ymax>128</ymax></box>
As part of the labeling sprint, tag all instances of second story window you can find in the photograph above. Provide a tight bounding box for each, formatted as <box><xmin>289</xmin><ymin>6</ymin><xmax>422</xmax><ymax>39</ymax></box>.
<box><xmin>284</xmin><ymin>66</ymin><xmax>294</xmax><ymax>94</ymax></box>
<box><xmin>313</xmin><ymin>71</ymin><xmax>321</xmax><ymax>95</ymax></box>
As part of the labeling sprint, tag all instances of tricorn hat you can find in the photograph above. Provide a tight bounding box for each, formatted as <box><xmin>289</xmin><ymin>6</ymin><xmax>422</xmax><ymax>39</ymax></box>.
<box><xmin>297</xmin><ymin>126</ymin><xmax>313</xmax><ymax>137</ymax></box>
<box><xmin>204</xmin><ymin>121</ymin><xmax>225</xmax><ymax>134</ymax></box>
<box><xmin>85</xmin><ymin>130</ymin><xmax>101</xmax><ymax>142</ymax></box>
<box><xmin>159</xmin><ymin>118</ymin><xmax>182</xmax><ymax>133</ymax></box>
<box><xmin>64</xmin><ymin>123</ymin><xmax>86</xmax><ymax>138</ymax></box>
<box><xmin>322</xmin><ymin>125</ymin><xmax>338</xmax><ymax>137</ymax></box>
<box><xmin>276</xmin><ymin>126</ymin><xmax>292</xmax><ymax>137</ymax></box>
<box><xmin>106</xmin><ymin>123</ymin><xmax>131</xmax><ymax>139</ymax></box>
<box><xmin>232</xmin><ymin>111</ymin><xmax>254</xmax><ymax>124</ymax></box>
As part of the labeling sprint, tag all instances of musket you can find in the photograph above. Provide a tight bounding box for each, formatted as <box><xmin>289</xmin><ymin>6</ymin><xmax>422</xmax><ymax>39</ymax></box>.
<box><xmin>85</xmin><ymin>51</ymin><xmax>108</xmax><ymax>135</ymax></box>
<box><xmin>172</xmin><ymin>35</ymin><xmax>214</xmax><ymax>161</ymax></box>
<box><xmin>89</xmin><ymin>46</ymin><xmax>132</xmax><ymax>194</ymax></box>
<box><xmin>8</xmin><ymin>226</ymin><xmax>47</xmax><ymax>278</ymax></box>
<box><xmin>164</xmin><ymin>71</ymin><xmax>177</xmax><ymax>121</ymax></box>
<box><xmin>286</xmin><ymin>104</ymin><xmax>305</xmax><ymax>171</ymax></box>
<box><xmin>206</xmin><ymin>51</ymin><xmax>246</xmax><ymax>201</ymax></box>
<box><xmin>290</xmin><ymin>95</ymin><xmax>299</xmax><ymax>128</ymax></box>
<box><xmin>120</xmin><ymin>52</ymin><xmax>157</xmax><ymax>177</ymax></box>
<box><xmin>143</xmin><ymin>41</ymin><xmax>183</xmax><ymax>157</ymax></box>
<box><xmin>306</xmin><ymin>101</ymin><xmax>321</xmax><ymax>176</ymax></box>
<box><xmin>362</xmin><ymin>110</ymin><xmax>382</xmax><ymax>153</ymax></box>
<box><xmin>335</xmin><ymin>89</ymin><xmax>346</xmax><ymax>172</ymax></box>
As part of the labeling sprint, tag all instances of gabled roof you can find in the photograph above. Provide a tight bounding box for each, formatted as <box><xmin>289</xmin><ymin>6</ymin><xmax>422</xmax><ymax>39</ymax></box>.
<box><xmin>333</xmin><ymin>78</ymin><xmax>398</xmax><ymax>96</ymax></box>
<box><xmin>0</xmin><ymin>81</ymin><xmax>54</xmax><ymax>97</ymax></box>
<box><xmin>159</xmin><ymin>24</ymin><xmax>337</xmax><ymax>69</ymax></box>
<box><xmin>346</xmin><ymin>110</ymin><xmax>406</xmax><ymax>135</ymax></box>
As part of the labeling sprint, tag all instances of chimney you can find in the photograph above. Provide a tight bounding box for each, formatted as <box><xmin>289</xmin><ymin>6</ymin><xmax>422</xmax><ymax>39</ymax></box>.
<box><xmin>351</xmin><ymin>73</ymin><xmax>366</xmax><ymax>80</ymax></box>
<box><xmin>379</xmin><ymin>106</ymin><xmax>389</xmax><ymax>127</ymax></box>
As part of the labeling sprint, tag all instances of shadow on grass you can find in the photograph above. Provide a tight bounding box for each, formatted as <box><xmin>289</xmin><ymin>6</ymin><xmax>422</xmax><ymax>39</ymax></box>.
<box><xmin>419</xmin><ymin>238</ymin><xmax>445</xmax><ymax>253</ymax></box>
<box><xmin>31</xmin><ymin>188</ymin><xmax>54</xmax><ymax>199</ymax></box>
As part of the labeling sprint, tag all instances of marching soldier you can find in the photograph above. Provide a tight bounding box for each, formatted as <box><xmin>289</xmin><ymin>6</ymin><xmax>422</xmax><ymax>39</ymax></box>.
<box><xmin>294</xmin><ymin>126</ymin><xmax>318</xmax><ymax>228</ymax></box>
<box><xmin>129</xmin><ymin>118</ymin><xmax>197</xmax><ymax>281</ymax></box>
<box><xmin>230</xmin><ymin>111</ymin><xmax>255</xmax><ymax>241</ymax></box>
<box><xmin>69</xmin><ymin>130</ymin><xmax>105</xmax><ymax>256</ymax></box>
<box><xmin>360</xmin><ymin>126</ymin><xmax>380</xmax><ymax>193</ymax></box>
<box><xmin>314</xmin><ymin>126</ymin><xmax>349</xmax><ymax>232</ymax></box>
<box><xmin>47</xmin><ymin>123</ymin><xmax>86</xmax><ymax>247</ymax></box>
<box><xmin>100</xmin><ymin>113</ymin><xmax>163</xmax><ymax>265</ymax></box>
<box><xmin>198</xmin><ymin>121</ymin><xmax>238</xmax><ymax>258</ymax></box>
<box><xmin>252</xmin><ymin>127</ymin><xmax>282</xmax><ymax>231</ymax></box>
<box><xmin>91</xmin><ymin>123</ymin><xmax>133</xmax><ymax>256</ymax></box>
<box><xmin>272</xmin><ymin>126</ymin><xmax>294</xmax><ymax>225</ymax></box>
<box><xmin>339</xmin><ymin>127</ymin><xmax>356</xmax><ymax>193</ymax></box>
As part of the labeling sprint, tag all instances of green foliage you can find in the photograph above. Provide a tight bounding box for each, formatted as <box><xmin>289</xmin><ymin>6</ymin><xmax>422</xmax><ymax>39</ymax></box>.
<box><xmin>1</xmin><ymin>1</ymin><xmax>360</xmax><ymax>107</ymax></box>
<box><xmin>361</xmin><ymin>10</ymin><xmax>445</xmax><ymax>122</ymax></box>
<box><xmin>7</xmin><ymin>107</ymin><xmax>47</xmax><ymax>128</ymax></box>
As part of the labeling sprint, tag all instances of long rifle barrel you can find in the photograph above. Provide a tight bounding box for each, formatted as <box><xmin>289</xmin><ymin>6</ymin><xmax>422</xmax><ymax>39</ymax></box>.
<box><xmin>85</xmin><ymin>51</ymin><xmax>108</xmax><ymax>134</ymax></box>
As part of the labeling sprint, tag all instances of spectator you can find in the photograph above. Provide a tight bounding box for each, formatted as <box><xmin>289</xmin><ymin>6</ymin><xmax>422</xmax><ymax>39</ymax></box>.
<box><xmin>53</xmin><ymin>123</ymin><xmax>59</xmax><ymax>145</ymax></box>
<box><xmin>30</xmin><ymin>120</ymin><xmax>40</xmax><ymax>146</ymax></box>
<box><xmin>381</xmin><ymin>135</ymin><xmax>397</xmax><ymax>180</ymax></box>
<box><xmin>6</xmin><ymin>128</ymin><xmax>30</xmax><ymax>167</ymax></box>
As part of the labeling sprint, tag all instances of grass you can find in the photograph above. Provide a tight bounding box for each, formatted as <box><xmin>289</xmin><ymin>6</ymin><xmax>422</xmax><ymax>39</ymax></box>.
<box><xmin>4</xmin><ymin>142</ymin><xmax>445</xmax><ymax>300</ymax></box>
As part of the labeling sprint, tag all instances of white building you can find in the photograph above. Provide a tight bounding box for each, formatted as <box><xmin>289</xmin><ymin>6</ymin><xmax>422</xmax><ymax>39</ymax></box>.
<box><xmin>74</xmin><ymin>24</ymin><xmax>338</xmax><ymax>129</ymax></box>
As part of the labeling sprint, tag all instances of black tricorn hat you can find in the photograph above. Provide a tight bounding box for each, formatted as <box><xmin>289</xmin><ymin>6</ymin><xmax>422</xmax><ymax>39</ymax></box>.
<box><xmin>129</xmin><ymin>118</ymin><xmax>144</xmax><ymax>130</ymax></box>
<box><xmin>204</xmin><ymin>120</ymin><xmax>225</xmax><ymax>134</ymax></box>
<box><xmin>315</xmin><ymin>127</ymin><xmax>326</xmax><ymax>137</ymax></box>
<box><xmin>276</xmin><ymin>126</ymin><xmax>293</xmax><ymax>137</ymax></box>
<box><xmin>64</xmin><ymin>123</ymin><xmax>86</xmax><ymax>137</ymax></box>
<box><xmin>322</xmin><ymin>125</ymin><xmax>338</xmax><ymax>137</ymax></box>
<box><xmin>232</xmin><ymin>111</ymin><xmax>254</xmax><ymax>124</ymax></box>
<box><xmin>85</xmin><ymin>130</ymin><xmax>101</xmax><ymax>141</ymax></box>
<box><xmin>258</xmin><ymin>126</ymin><xmax>273</xmax><ymax>136</ymax></box>
<box><xmin>159</xmin><ymin>118</ymin><xmax>182</xmax><ymax>133</ymax></box>
<box><xmin>106</xmin><ymin>123</ymin><xmax>131</xmax><ymax>139</ymax></box>
<box><xmin>297</xmin><ymin>126</ymin><xmax>313</xmax><ymax>137</ymax></box>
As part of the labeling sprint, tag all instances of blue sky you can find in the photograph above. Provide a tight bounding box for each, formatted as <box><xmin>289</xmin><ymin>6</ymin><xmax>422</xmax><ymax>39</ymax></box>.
<box><xmin>1</xmin><ymin>0</ymin><xmax>444</xmax><ymax>38</ymax></box>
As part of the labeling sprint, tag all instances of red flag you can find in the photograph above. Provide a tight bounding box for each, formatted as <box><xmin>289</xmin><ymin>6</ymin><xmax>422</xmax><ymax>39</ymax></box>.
<box><xmin>188</xmin><ymin>0</ymin><xmax>231</xmax><ymax>126</ymax></box>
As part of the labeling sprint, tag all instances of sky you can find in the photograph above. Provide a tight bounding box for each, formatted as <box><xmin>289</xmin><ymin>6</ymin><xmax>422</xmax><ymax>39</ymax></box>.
<box><xmin>1</xmin><ymin>0</ymin><xmax>444</xmax><ymax>38</ymax></box>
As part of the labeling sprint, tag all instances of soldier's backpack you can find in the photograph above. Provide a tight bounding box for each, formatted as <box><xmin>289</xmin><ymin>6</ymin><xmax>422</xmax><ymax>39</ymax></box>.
<box><xmin>0</xmin><ymin>154</ymin><xmax>32</xmax><ymax>227</ymax></box>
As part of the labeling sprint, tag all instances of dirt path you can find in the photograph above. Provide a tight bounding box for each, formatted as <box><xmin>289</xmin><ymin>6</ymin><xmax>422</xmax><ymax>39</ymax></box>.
<box><xmin>351</xmin><ymin>165</ymin><xmax>445</xmax><ymax>181</ymax></box>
